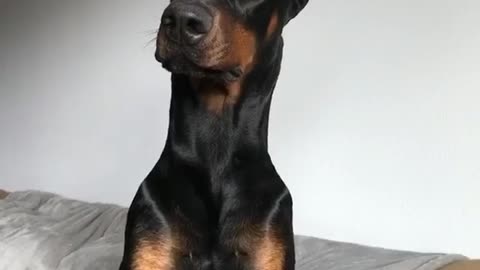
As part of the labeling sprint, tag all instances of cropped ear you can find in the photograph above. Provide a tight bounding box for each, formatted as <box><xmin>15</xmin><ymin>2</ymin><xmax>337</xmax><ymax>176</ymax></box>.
<box><xmin>284</xmin><ymin>0</ymin><xmax>309</xmax><ymax>24</ymax></box>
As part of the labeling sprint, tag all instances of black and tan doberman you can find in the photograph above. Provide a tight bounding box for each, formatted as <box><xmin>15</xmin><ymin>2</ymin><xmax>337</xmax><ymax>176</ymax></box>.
<box><xmin>119</xmin><ymin>0</ymin><xmax>309</xmax><ymax>269</ymax></box>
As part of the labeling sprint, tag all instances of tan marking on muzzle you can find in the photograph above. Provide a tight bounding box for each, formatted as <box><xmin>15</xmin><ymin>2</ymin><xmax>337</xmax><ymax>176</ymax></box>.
<box><xmin>199</xmin><ymin>10</ymin><xmax>257</xmax><ymax>74</ymax></box>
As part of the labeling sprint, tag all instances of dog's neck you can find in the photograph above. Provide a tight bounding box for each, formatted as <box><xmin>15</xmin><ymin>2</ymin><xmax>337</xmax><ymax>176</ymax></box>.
<box><xmin>162</xmin><ymin>39</ymin><xmax>283</xmax><ymax>174</ymax></box>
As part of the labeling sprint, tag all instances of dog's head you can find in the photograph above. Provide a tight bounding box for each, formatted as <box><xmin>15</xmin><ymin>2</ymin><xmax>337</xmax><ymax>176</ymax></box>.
<box><xmin>155</xmin><ymin>0</ymin><xmax>309</xmax><ymax>82</ymax></box>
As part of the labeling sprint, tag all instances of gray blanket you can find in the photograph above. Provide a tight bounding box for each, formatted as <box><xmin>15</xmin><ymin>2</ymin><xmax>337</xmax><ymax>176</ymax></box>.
<box><xmin>0</xmin><ymin>190</ymin><xmax>466</xmax><ymax>270</ymax></box>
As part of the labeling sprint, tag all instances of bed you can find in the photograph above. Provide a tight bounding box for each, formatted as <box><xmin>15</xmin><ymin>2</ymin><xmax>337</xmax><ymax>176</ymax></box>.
<box><xmin>0</xmin><ymin>189</ymin><xmax>478</xmax><ymax>270</ymax></box>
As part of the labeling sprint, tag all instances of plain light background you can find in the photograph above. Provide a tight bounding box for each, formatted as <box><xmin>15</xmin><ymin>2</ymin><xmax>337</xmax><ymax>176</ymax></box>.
<box><xmin>1</xmin><ymin>0</ymin><xmax>479</xmax><ymax>258</ymax></box>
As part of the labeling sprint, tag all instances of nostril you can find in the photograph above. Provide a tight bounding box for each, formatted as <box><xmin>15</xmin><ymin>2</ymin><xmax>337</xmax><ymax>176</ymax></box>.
<box><xmin>180</xmin><ymin>11</ymin><xmax>212</xmax><ymax>44</ymax></box>
<box><xmin>186</xmin><ymin>17</ymin><xmax>208</xmax><ymax>34</ymax></box>
<box><xmin>161</xmin><ymin>15</ymin><xmax>175</xmax><ymax>27</ymax></box>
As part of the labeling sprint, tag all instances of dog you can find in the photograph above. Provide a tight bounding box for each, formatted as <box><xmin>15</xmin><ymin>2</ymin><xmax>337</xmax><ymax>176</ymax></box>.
<box><xmin>119</xmin><ymin>0</ymin><xmax>309</xmax><ymax>269</ymax></box>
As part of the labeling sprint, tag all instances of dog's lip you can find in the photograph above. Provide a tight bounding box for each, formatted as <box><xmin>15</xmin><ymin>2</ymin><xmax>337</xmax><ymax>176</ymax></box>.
<box><xmin>166</xmin><ymin>63</ymin><xmax>243</xmax><ymax>82</ymax></box>
<box><xmin>155</xmin><ymin>50</ymin><xmax>243</xmax><ymax>82</ymax></box>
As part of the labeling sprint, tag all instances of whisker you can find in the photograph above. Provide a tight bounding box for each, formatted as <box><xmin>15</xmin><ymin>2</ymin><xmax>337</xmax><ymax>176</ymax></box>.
<box><xmin>144</xmin><ymin>36</ymin><xmax>158</xmax><ymax>48</ymax></box>
<box><xmin>141</xmin><ymin>28</ymin><xmax>160</xmax><ymax>36</ymax></box>
<box><xmin>143</xmin><ymin>28</ymin><xmax>159</xmax><ymax>48</ymax></box>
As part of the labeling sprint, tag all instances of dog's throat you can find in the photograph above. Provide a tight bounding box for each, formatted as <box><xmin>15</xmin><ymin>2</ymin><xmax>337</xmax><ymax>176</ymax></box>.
<box><xmin>190</xmin><ymin>77</ymin><xmax>243</xmax><ymax>113</ymax></box>
<box><xmin>165</xmin><ymin>41</ymin><xmax>284</xmax><ymax>167</ymax></box>
<box><xmin>166</xmin><ymin>75</ymin><xmax>274</xmax><ymax>168</ymax></box>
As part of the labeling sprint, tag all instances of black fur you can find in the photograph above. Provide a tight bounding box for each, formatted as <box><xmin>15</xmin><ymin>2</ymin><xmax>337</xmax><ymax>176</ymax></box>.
<box><xmin>119</xmin><ymin>0</ymin><xmax>308</xmax><ymax>269</ymax></box>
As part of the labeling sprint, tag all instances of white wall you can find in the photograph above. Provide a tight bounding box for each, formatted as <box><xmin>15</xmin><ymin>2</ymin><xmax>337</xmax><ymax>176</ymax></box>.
<box><xmin>1</xmin><ymin>0</ymin><xmax>479</xmax><ymax>258</ymax></box>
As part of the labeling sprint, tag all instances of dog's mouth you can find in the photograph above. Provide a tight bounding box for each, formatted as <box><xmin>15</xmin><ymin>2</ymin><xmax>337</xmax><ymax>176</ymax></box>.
<box><xmin>155</xmin><ymin>48</ymin><xmax>243</xmax><ymax>82</ymax></box>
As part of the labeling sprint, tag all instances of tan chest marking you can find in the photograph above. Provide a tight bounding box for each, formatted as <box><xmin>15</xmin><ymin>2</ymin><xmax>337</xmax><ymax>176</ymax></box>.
<box><xmin>255</xmin><ymin>231</ymin><xmax>285</xmax><ymax>270</ymax></box>
<box><xmin>132</xmin><ymin>236</ymin><xmax>177</xmax><ymax>270</ymax></box>
<box><xmin>226</xmin><ymin>223</ymin><xmax>286</xmax><ymax>270</ymax></box>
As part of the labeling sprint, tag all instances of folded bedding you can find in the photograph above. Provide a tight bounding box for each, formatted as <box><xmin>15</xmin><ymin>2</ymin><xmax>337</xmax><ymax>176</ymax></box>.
<box><xmin>0</xmin><ymin>190</ymin><xmax>467</xmax><ymax>270</ymax></box>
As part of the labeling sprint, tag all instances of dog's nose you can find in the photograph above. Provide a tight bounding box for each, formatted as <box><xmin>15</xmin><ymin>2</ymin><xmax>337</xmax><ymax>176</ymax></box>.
<box><xmin>161</xmin><ymin>4</ymin><xmax>213</xmax><ymax>45</ymax></box>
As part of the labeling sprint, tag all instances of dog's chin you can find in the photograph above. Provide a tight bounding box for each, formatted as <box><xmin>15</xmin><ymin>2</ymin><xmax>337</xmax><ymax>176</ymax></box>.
<box><xmin>157</xmin><ymin>55</ymin><xmax>243</xmax><ymax>83</ymax></box>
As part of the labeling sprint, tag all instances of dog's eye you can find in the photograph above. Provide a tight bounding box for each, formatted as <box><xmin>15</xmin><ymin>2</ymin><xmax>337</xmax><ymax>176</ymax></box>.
<box><xmin>181</xmin><ymin>251</ymin><xmax>196</xmax><ymax>260</ymax></box>
<box><xmin>235</xmin><ymin>250</ymin><xmax>249</xmax><ymax>257</ymax></box>
<box><xmin>230</xmin><ymin>0</ymin><xmax>265</xmax><ymax>14</ymax></box>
